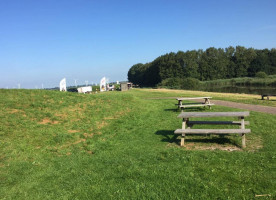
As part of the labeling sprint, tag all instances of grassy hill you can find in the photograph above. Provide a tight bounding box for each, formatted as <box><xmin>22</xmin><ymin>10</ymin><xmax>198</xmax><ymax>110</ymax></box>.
<box><xmin>0</xmin><ymin>89</ymin><xmax>275</xmax><ymax>199</ymax></box>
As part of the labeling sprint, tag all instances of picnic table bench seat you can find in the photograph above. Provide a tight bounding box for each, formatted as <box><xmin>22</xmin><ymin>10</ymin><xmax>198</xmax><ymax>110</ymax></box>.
<box><xmin>261</xmin><ymin>94</ymin><xmax>276</xmax><ymax>100</ymax></box>
<box><xmin>174</xmin><ymin>111</ymin><xmax>251</xmax><ymax>148</ymax></box>
<box><xmin>176</xmin><ymin>97</ymin><xmax>214</xmax><ymax>111</ymax></box>
<box><xmin>179</xmin><ymin>103</ymin><xmax>215</xmax><ymax>108</ymax></box>
<box><xmin>175</xmin><ymin>129</ymin><xmax>251</xmax><ymax>134</ymax></box>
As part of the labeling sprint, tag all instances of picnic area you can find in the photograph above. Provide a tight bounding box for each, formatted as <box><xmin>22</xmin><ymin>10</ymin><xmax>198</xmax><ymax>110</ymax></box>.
<box><xmin>1</xmin><ymin>88</ymin><xmax>275</xmax><ymax>199</ymax></box>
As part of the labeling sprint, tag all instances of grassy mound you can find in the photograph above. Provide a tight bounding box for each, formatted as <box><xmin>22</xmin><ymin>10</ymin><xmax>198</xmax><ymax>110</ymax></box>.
<box><xmin>0</xmin><ymin>89</ymin><xmax>275</xmax><ymax>199</ymax></box>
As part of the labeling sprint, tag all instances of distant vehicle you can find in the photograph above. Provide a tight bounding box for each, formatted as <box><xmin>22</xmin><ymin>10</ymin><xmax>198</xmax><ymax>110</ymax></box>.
<box><xmin>77</xmin><ymin>86</ymin><xmax>92</xmax><ymax>94</ymax></box>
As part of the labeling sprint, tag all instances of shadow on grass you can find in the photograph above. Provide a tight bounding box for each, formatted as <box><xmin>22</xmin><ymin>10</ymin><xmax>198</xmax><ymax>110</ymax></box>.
<box><xmin>155</xmin><ymin>130</ymin><xmax>177</xmax><ymax>143</ymax></box>
<box><xmin>186</xmin><ymin>137</ymin><xmax>232</xmax><ymax>145</ymax></box>
<box><xmin>155</xmin><ymin>130</ymin><xmax>239</xmax><ymax>147</ymax></box>
<box><xmin>259</xmin><ymin>99</ymin><xmax>276</xmax><ymax>101</ymax></box>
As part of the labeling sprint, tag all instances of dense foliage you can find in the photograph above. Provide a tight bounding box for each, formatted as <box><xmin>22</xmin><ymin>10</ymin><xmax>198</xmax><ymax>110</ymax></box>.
<box><xmin>128</xmin><ymin>46</ymin><xmax>276</xmax><ymax>87</ymax></box>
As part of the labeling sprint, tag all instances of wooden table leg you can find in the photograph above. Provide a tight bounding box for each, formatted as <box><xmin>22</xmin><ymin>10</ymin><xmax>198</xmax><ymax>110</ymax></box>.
<box><xmin>181</xmin><ymin>134</ymin><xmax>185</xmax><ymax>146</ymax></box>
<box><xmin>241</xmin><ymin>117</ymin><xmax>246</xmax><ymax>148</ymax></box>
<box><xmin>181</xmin><ymin>118</ymin><xmax>187</xmax><ymax>146</ymax></box>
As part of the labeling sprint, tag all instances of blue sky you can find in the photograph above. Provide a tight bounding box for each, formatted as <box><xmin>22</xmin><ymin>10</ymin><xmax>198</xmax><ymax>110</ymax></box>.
<box><xmin>0</xmin><ymin>0</ymin><xmax>276</xmax><ymax>88</ymax></box>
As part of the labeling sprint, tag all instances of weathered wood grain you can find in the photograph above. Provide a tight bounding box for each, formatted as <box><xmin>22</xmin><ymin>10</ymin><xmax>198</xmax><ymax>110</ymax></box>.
<box><xmin>179</xmin><ymin>103</ymin><xmax>214</xmax><ymax>108</ymax></box>
<box><xmin>187</xmin><ymin>121</ymin><xmax>249</xmax><ymax>125</ymax></box>
<box><xmin>177</xmin><ymin>112</ymin><xmax>250</xmax><ymax>118</ymax></box>
<box><xmin>176</xmin><ymin>97</ymin><xmax>212</xmax><ymax>101</ymax></box>
<box><xmin>174</xmin><ymin>129</ymin><xmax>251</xmax><ymax>134</ymax></box>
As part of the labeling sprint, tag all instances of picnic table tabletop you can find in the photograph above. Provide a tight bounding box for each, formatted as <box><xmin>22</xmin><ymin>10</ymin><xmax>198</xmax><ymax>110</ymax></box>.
<box><xmin>177</xmin><ymin>111</ymin><xmax>250</xmax><ymax>118</ymax></box>
<box><xmin>176</xmin><ymin>97</ymin><xmax>212</xmax><ymax>101</ymax></box>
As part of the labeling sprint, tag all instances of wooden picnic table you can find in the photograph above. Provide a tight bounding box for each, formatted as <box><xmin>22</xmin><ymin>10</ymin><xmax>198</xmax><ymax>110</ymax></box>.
<box><xmin>174</xmin><ymin>111</ymin><xmax>251</xmax><ymax>148</ymax></box>
<box><xmin>176</xmin><ymin>97</ymin><xmax>214</xmax><ymax>110</ymax></box>
<box><xmin>261</xmin><ymin>94</ymin><xmax>276</xmax><ymax>100</ymax></box>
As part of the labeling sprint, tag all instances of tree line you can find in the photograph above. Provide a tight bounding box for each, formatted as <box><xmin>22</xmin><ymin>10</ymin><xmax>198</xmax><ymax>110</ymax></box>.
<box><xmin>128</xmin><ymin>46</ymin><xmax>276</xmax><ymax>86</ymax></box>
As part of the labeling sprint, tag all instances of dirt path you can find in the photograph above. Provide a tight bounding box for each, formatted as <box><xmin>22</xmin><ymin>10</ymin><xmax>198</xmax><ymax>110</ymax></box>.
<box><xmin>196</xmin><ymin>99</ymin><xmax>276</xmax><ymax>115</ymax></box>
<box><xmin>146</xmin><ymin>97</ymin><xmax>276</xmax><ymax>114</ymax></box>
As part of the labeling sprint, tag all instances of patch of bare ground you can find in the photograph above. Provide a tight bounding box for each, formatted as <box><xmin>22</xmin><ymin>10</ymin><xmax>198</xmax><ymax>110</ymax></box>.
<box><xmin>103</xmin><ymin>108</ymin><xmax>131</xmax><ymax>120</ymax></box>
<box><xmin>96</xmin><ymin>121</ymin><xmax>108</xmax><ymax>129</ymax></box>
<box><xmin>38</xmin><ymin>118</ymin><xmax>59</xmax><ymax>125</ymax></box>
<box><xmin>83</xmin><ymin>133</ymin><xmax>94</xmax><ymax>138</ymax></box>
<box><xmin>166</xmin><ymin>142</ymin><xmax>241</xmax><ymax>151</ymax></box>
<box><xmin>97</xmin><ymin>109</ymin><xmax>131</xmax><ymax>129</ymax></box>
<box><xmin>8</xmin><ymin>109</ymin><xmax>21</xmax><ymax>113</ymax></box>
<box><xmin>58</xmin><ymin>102</ymin><xmax>97</xmax><ymax>120</ymax></box>
<box><xmin>184</xmin><ymin>143</ymin><xmax>242</xmax><ymax>151</ymax></box>
<box><xmin>52</xmin><ymin>136</ymin><xmax>94</xmax><ymax>156</ymax></box>
<box><xmin>68</xmin><ymin>130</ymin><xmax>80</xmax><ymax>133</ymax></box>
<box><xmin>86</xmin><ymin>151</ymin><xmax>93</xmax><ymax>154</ymax></box>
<box><xmin>246</xmin><ymin>136</ymin><xmax>263</xmax><ymax>152</ymax></box>
<box><xmin>166</xmin><ymin>136</ymin><xmax>263</xmax><ymax>152</ymax></box>
<box><xmin>7</xmin><ymin>108</ymin><xmax>27</xmax><ymax>117</ymax></box>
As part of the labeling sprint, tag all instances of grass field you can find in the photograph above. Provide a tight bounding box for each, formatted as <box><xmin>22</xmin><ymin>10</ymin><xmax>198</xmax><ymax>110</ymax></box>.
<box><xmin>0</xmin><ymin>89</ymin><xmax>275</xmax><ymax>199</ymax></box>
<box><xmin>149</xmin><ymin>88</ymin><xmax>276</xmax><ymax>107</ymax></box>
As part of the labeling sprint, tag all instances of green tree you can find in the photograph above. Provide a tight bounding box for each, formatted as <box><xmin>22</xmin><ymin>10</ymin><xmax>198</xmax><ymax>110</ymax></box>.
<box><xmin>233</xmin><ymin>46</ymin><xmax>257</xmax><ymax>77</ymax></box>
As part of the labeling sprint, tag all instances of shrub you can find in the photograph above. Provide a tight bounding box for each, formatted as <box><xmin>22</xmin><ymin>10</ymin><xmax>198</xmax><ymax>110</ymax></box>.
<box><xmin>269</xmin><ymin>80</ymin><xmax>276</xmax><ymax>87</ymax></box>
<box><xmin>158</xmin><ymin>78</ymin><xmax>182</xmax><ymax>89</ymax></box>
<box><xmin>180</xmin><ymin>78</ymin><xmax>200</xmax><ymax>90</ymax></box>
<box><xmin>67</xmin><ymin>87</ymin><xmax>78</xmax><ymax>92</ymax></box>
<box><xmin>255</xmin><ymin>71</ymin><xmax>267</xmax><ymax>78</ymax></box>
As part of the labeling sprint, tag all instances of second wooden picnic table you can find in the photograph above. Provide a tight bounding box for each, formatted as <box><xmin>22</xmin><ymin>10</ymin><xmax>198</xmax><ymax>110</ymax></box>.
<box><xmin>176</xmin><ymin>97</ymin><xmax>214</xmax><ymax>111</ymax></box>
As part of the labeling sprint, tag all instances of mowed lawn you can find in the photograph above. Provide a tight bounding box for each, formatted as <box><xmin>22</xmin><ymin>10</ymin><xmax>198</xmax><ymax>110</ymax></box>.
<box><xmin>0</xmin><ymin>89</ymin><xmax>275</xmax><ymax>199</ymax></box>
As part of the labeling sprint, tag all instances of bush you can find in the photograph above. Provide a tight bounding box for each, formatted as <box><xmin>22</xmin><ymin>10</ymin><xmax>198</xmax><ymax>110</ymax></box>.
<box><xmin>158</xmin><ymin>78</ymin><xmax>182</xmax><ymax>89</ymax></box>
<box><xmin>255</xmin><ymin>71</ymin><xmax>267</xmax><ymax>78</ymax></box>
<box><xmin>180</xmin><ymin>78</ymin><xmax>200</xmax><ymax>90</ymax></box>
<box><xmin>67</xmin><ymin>87</ymin><xmax>78</xmax><ymax>92</ymax></box>
<box><xmin>269</xmin><ymin>81</ymin><xmax>276</xmax><ymax>87</ymax></box>
<box><xmin>158</xmin><ymin>77</ymin><xmax>200</xmax><ymax>90</ymax></box>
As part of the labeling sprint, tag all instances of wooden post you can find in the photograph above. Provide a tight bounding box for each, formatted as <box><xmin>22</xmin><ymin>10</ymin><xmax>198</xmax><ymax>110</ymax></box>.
<box><xmin>206</xmin><ymin>98</ymin><xmax>211</xmax><ymax>109</ymax></box>
<box><xmin>180</xmin><ymin>100</ymin><xmax>184</xmax><ymax>112</ymax></box>
<box><xmin>241</xmin><ymin>117</ymin><xmax>246</xmax><ymax>148</ymax></box>
<box><xmin>181</xmin><ymin>118</ymin><xmax>187</xmax><ymax>146</ymax></box>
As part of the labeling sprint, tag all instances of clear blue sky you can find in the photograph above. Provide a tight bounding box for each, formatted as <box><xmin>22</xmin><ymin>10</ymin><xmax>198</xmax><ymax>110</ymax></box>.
<box><xmin>0</xmin><ymin>0</ymin><xmax>276</xmax><ymax>88</ymax></box>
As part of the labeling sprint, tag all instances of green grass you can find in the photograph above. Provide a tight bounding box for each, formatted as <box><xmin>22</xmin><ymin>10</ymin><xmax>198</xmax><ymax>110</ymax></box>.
<box><xmin>0</xmin><ymin>89</ymin><xmax>275</xmax><ymax>199</ymax></box>
<box><xmin>144</xmin><ymin>88</ymin><xmax>276</xmax><ymax>107</ymax></box>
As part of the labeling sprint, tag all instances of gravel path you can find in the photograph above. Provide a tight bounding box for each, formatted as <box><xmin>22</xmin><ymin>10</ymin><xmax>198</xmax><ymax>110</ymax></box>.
<box><xmin>211</xmin><ymin>100</ymin><xmax>276</xmax><ymax>115</ymax></box>
<box><xmin>146</xmin><ymin>97</ymin><xmax>276</xmax><ymax>115</ymax></box>
<box><xmin>192</xmin><ymin>99</ymin><xmax>276</xmax><ymax>115</ymax></box>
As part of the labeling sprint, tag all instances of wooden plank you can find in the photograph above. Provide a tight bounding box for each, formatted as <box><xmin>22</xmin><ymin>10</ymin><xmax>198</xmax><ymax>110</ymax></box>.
<box><xmin>187</xmin><ymin>121</ymin><xmax>250</xmax><ymax>125</ymax></box>
<box><xmin>177</xmin><ymin>97</ymin><xmax>212</xmax><ymax>101</ymax></box>
<box><xmin>177</xmin><ymin>102</ymin><xmax>207</xmax><ymax>106</ymax></box>
<box><xmin>174</xmin><ymin>129</ymin><xmax>251</xmax><ymax>134</ymax></box>
<box><xmin>177</xmin><ymin>111</ymin><xmax>250</xmax><ymax>118</ymax></box>
<box><xmin>181</xmin><ymin>118</ymin><xmax>187</xmax><ymax>146</ymax></box>
<box><xmin>261</xmin><ymin>94</ymin><xmax>276</xmax><ymax>96</ymax></box>
<box><xmin>261</xmin><ymin>94</ymin><xmax>276</xmax><ymax>100</ymax></box>
<box><xmin>180</xmin><ymin>103</ymin><xmax>214</xmax><ymax>108</ymax></box>
<box><xmin>241</xmin><ymin>117</ymin><xmax>246</xmax><ymax>148</ymax></box>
